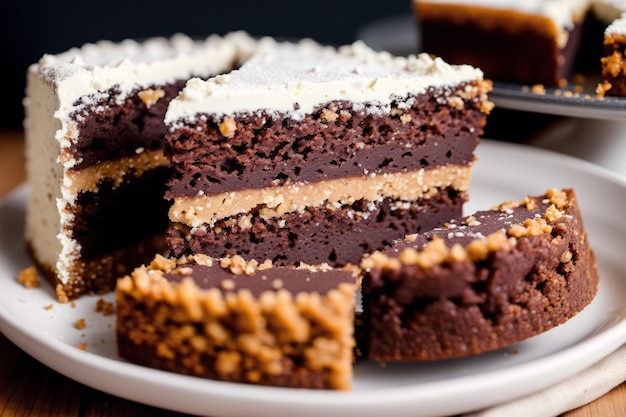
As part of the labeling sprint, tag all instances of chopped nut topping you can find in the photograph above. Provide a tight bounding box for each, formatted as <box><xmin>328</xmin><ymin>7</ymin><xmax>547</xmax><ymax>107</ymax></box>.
<box><xmin>137</xmin><ymin>88</ymin><xmax>165</xmax><ymax>108</ymax></box>
<box><xmin>219</xmin><ymin>118</ymin><xmax>237</xmax><ymax>137</ymax></box>
<box><xmin>220</xmin><ymin>255</ymin><xmax>260</xmax><ymax>275</ymax></box>
<box><xmin>321</xmin><ymin>108</ymin><xmax>339</xmax><ymax>122</ymax></box>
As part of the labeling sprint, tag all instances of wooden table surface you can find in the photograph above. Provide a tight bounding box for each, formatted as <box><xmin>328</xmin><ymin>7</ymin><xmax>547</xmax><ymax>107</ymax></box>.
<box><xmin>0</xmin><ymin>128</ymin><xmax>624</xmax><ymax>417</ymax></box>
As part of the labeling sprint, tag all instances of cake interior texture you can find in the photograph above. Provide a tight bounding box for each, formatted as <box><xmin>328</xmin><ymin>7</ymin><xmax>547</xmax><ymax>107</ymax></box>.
<box><xmin>164</xmin><ymin>42</ymin><xmax>492</xmax><ymax>268</ymax></box>
<box><xmin>23</xmin><ymin>33</ymin><xmax>258</xmax><ymax>301</ymax></box>
<box><xmin>360</xmin><ymin>188</ymin><xmax>599</xmax><ymax>362</ymax></box>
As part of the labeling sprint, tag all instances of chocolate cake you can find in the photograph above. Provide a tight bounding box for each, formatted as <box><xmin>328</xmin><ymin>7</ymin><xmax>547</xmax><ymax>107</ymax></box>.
<box><xmin>360</xmin><ymin>188</ymin><xmax>598</xmax><ymax>362</ymax></box>
<box><xmin>414</xmin><ymin>0</ymin><xmax>589</xmax><ymax>86</ymax></box>
<box><xmin>164</xmin><ymin>40</ymin><xmax>493</xmax><ymax>267</ymax></box>
<box><xmin>23</xmin><ymin>32</ymin><xmax>260</xmax><ymax>301</ymax></box>
<box><xmin>414</xmin><ymin>0</ymin><xmax>626</xmax><ymax>92</ymax></box>
<box><xmin>116</xmin><ymin>254</ymin><xmax>358</xmax><ymax>390</ymax></box>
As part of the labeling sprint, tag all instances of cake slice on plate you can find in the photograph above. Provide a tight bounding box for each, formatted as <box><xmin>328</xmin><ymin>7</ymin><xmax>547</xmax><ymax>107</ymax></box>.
<box><xmin>360</xmin><ymin>188</ymin><xmax>599</xmax><ymax>362</ymax></box>
<box><xmin>116</xmin><ymin>253</ymin><xmax>358</xmax><ymax>390</ymax></box>
<box><xmin>164</xmin><ymin>39</ymin><xmax>493</xmax><ymax>267</ymax></box>
<box><xmin>23</xmin><ymin>32</ymin><xmax>259</xmax><ymax>301</ymax></box>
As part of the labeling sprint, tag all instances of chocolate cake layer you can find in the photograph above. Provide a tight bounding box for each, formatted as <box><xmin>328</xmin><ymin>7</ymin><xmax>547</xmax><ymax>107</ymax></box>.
<box><xmin>417</xmin><ymin>7</ymin><xmax>585</xmax><ymax>86</ymax></box>
<box><xmin>29</xmin><ymin>234</ymin><xmax>166</xmax><ymax>302</ymax></box>
<box><xmin>167</xmin><ymin>189</ymin><xmax>464</xmax><ymax>266</ymax></box>
<box><xmin>69</xmin><ymin>81</ymin><xmax>186</xmax><ymax>170</ymax></box>
<box><xmin>116</xmin><ymin>254</ymin><xmax>357</xmax><ymax>389</ymax></box>
<box><xmin>71</xmin><ymin>165</ymin><xmax>171</xmax><ymax>258</ymax></box>
<box><xmin>166</xmin><ymin>91</ymin><xmax>484</xmax><ymax>197</ymax></box>
<box><xmin>361</xmin><ymin>189</ymin><xmax>598</xmax><ymax>361</ymax></box>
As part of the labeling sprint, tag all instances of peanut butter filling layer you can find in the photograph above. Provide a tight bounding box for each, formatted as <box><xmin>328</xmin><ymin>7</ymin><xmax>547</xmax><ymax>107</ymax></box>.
<box><xmin>170</xmin><ymin>163</ymin><xmax>473</xmax><ymax>228</ymax></box>
<box><xmin>65</xmin><ymin>149</ymin><xmax>169</xmax><ymax>195</ymax></box>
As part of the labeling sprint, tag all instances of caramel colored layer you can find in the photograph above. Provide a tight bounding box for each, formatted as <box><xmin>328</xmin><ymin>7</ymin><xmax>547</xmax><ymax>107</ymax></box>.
<box><xmin>169</xmin><ymin>163</ymin><xmax>473</xmax><ymax>228</ymax></box>
<box><xmin>65</xmin><ymin>149</ymin><xmax>169</xmax><ymax>194</ymax></box>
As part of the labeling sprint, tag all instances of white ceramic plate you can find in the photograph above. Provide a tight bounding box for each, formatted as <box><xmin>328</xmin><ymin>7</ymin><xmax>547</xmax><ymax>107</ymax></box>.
<box><xmin>1</xmin><ymin>140</ymin><xmax>625</xmax><ymax>417</ymax></box>
<box><xmin>356</xmin><ymin>15</ymin><xmax>626</xmax><ymax>121</ymax></box>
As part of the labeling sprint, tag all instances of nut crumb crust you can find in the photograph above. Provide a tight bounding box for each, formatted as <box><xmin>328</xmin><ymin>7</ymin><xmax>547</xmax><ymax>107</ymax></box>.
<box><xmin>116</xmin><ymin>255</ymin><xmax>357</xmax><ymax>390</ymax></box>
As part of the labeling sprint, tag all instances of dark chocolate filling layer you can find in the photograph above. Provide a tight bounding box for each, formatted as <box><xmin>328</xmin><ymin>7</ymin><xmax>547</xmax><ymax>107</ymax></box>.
<box><xmin>164</xmin><ymin>263</ymin><xmax>354</xmax><ymax>296</ymax></box>
<box><xmin>167</xmin><ymin>188</ymin><xmax>464</xmax><ymax>267</ymax></box>
<box><xmin>71</xmin><ymin>166</ymin><xmax>171</xmax><ymax>258</ymax></box>
<box><xmin>165</xmin><ymin>86</ymin><xmax>484</xmax><ymax>198</ymax></box>
<box><xmin>69</xmin><ymin>79</ymin><xmax>186</xmax><ymax>169</ymax></box>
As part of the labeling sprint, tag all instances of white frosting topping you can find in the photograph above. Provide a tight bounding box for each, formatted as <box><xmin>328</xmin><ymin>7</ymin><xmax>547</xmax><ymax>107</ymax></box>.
<box><xmin>165</xmin><ymin>40</ymin><xmax>483</xmax><ymax>124</ymax></box>
<box><xmin>29</xmin><ymin>31</ymin><xmax>258</xmax><ymax>154</ymax></box>
<box><xmin>605</xmin><ymin>11</ymin><xmax>626</xmax><ymax>33</ymax></box>
<box><xmin>420</xmin><ymin>0</ymin><xmax>590</xmax><ymax>29</ymax></box>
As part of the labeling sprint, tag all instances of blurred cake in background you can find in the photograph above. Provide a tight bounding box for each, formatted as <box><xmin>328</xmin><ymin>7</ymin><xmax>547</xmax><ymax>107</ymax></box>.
<box><xmin>414</xmin><ymin>0</ymin><xmax>626</xmax><ymax>95</ymax></box>
<box><xmin>414</xmin><ymin>0</ymin><xmax>590</xmax><ymax>86</ymax></box>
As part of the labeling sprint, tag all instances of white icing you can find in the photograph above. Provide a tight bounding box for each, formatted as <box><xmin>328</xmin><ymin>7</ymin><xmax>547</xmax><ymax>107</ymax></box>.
<box><xmin>419</xmin><ymin>0</ymin><xmax>590</xmax><ymax>29</ymax></box>
<box><xmin>605</xmin><ymin>11</ymin><xmax>626</xmax><ymax>34</ymax></box>
<box><xmin>165</xmin><ymin>40</ymin><xmax>483</xmax><ymax>124</ymax></box>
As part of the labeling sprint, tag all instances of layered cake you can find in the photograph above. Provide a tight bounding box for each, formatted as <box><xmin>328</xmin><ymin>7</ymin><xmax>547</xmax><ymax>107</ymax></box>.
<box><xmin>23</xmin><ymin>32</ymin><xmax>261</xmax><ymax>301</ymax></box>
<box><xmin>164</xmin><ymin>41</ymin><xmax>493</xmax><ymax>267</ymax></box>
<box><xmin>116</xmin><ymin>254</ymin><xmax>358</xmax><ymax>390</ymax></box>
<box><xmin>360</xmin><ymin>188</ymin><xmax>598</xmax><ymax>361</ymax></box>
<box><xmin>414</xmin><ymin>0</ymin><xmax>626</xmax><ymax>92</ymax></box>
<box><xmin>414</xmin><ymin>0</ymin><xmax>589</xmax><ymax>86</ymax></box>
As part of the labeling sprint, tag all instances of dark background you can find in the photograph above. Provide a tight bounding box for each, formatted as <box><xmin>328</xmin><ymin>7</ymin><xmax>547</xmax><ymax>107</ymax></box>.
<box><xmin>0</xmin><ymin>0</ymin><xmax>412</xmax><ymax>128</ymax></box>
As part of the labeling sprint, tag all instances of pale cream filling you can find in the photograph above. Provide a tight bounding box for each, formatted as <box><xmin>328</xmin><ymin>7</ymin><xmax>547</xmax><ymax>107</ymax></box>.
<box><xmin>169</xmin><ymin>163</ymin><xmax>473</xmax><ymax>228</ymax></box>
<box><xmin>64</xmin><ymin>149</ymin><xmax>169</xmax><ymax>194</ymax></box>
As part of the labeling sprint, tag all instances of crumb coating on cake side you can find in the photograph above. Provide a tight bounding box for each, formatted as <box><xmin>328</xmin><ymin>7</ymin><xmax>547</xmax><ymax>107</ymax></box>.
<box><xmin>116</xmin><ymin>254</ymin><xmax>358</xmax><ymax>389</ymax></box>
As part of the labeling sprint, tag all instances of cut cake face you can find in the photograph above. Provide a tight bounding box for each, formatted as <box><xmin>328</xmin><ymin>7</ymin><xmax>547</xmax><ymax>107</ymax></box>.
<box><xmin>164</xmin><ymin>40</ymin><xmax>493</xmax><ymax>267</ymax></box>
<box><xmin>23</xmin><ymin>32</ymin><xmax>262</xmax><ymax>301</ymax></box>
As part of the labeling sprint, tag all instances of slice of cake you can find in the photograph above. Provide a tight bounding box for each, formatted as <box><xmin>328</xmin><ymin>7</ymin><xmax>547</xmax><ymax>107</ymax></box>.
<box><xmin>414</xmin><ymin>0</ymin><xmax>589</xmax><ymax>86</ymax></box>
<box><xmin>597</xmin><ymin>12</ymin><xmax>626</xmax><ymax>96</ymax></box>
<box><xmin>116</xmin><ymin>254</ymin><xmax>358</xmax><ymax>390</ymax></box>
<box><xmin>23</xmin><ymin>32</ymin><xmax>259</xmax><ymax>302</ymax></box>
<box><xmin>360</xmin><ymin>188</ymin><xmax>598</xmax><ymax>362</ymax></box>
<box><xmin>164</xmin><ymin>40</ymin><xmax>493</xmax><ymax>267</ymax></box>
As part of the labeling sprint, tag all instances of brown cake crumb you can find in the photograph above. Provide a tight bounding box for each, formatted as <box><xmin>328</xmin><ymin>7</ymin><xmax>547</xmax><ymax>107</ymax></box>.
<box><xmin>17</xmin><ymin>266</ymin><xmax>39</xmax><ymax>288</ymax></box>
<box><xmin>95</xmin><ymin>298</ymin><xmax>115</xmax><ymax>316</ymax></box>
<box><xmin>77</xmin><ymin>342</ymin><xmax>88</xmax><ymax>351</ymax></box>
<box><xmin>531</xmin><ymin>84</ymin><xmax>546</xmax><ymax>95</ymax></box>
<box><xmin>75</xmin><ymin>318</ymin><xmax>86</xmax><ymax>330</ymax></box>
<box><xmin>43</xmin><ymin>304</ymin><xmax>54</xmax><ymax>311</ymax></box>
